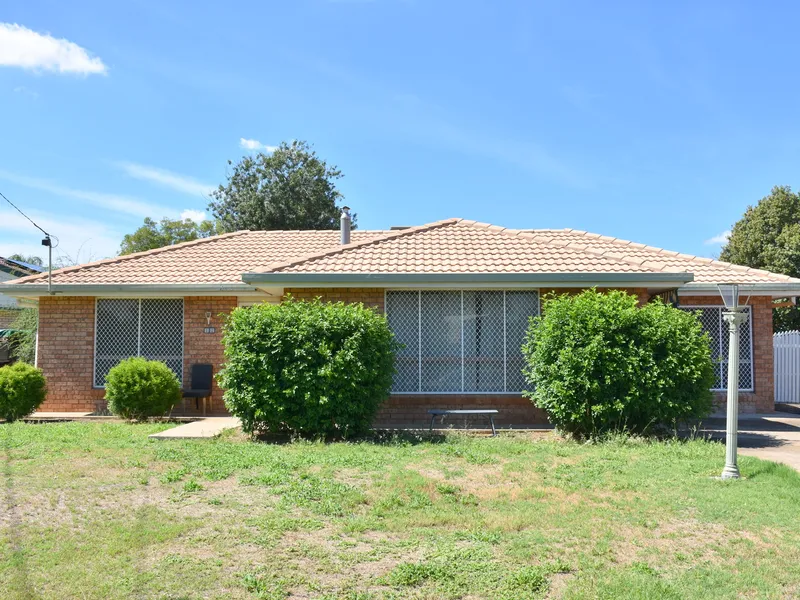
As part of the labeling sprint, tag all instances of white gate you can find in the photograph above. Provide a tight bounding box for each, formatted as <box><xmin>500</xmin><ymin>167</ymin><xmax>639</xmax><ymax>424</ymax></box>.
<box><xmin>774</xmin><ymin>331</ymin><xmax>800</xmax><ymax>404</ymax></box>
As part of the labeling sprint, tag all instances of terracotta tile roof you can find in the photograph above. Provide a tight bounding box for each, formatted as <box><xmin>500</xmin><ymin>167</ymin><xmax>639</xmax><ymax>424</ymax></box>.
<box><xmin>530</xmin><ymin>229</ymin><xmax>800</xmax><ymax>285</ymax></box>
<box><xmin>6</xmin><ymin>230</ymin><xmax>388</xmax><ymax>285</ymax></box>
<box><xmin>4</xmin><ymin>218</ymin><xmax>799</xmax><ymax>288</ymax></box>
<box><xmin>259</xmin><ymin>219</ymin><xmax>665</xmax><ymax>274</ymax></box>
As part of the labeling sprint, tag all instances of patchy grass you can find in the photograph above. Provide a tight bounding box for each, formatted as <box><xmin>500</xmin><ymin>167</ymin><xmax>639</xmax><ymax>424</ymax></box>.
<box><xmin>0</xmin><ymin>423</ymin><xmax>799</xmax><ymax>599</ymax></box>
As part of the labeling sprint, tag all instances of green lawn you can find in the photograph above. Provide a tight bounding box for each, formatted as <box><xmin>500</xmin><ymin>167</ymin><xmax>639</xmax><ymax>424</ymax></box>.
<box><xmin>1</xmin><ymin>423</ymin><xmax>799</xmax><ymax>599</ymax></box>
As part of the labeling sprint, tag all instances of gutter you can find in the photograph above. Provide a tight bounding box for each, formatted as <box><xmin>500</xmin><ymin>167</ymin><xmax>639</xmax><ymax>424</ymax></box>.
<box><xmin>0</xmin><ymin>283</ymin><xmax>262</xmax><ymax>298</ymax></box>
<box><xmin>241</xmin><ymin>272</ymin><xmax>694</xmax><ymax>287</ymax></box>
<box><xmin>679</xmin><ymin>282</ymin><xmax>800</xmax><ymax>296</ymax></box>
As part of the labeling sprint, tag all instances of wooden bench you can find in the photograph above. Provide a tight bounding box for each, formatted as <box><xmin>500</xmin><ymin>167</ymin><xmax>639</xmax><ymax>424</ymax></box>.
<box><xmin>428</xmin><ymin>409</ymin><xmax>499</xmax><ymax>436</ymax></box>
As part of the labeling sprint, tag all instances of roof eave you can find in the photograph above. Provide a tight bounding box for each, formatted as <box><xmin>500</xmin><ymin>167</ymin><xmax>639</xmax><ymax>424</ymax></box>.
<box><xmin>242</xmin><ymin>272</ymin><xmax>694</xmax><ymax>287</ymax></box>
<box><xmin>679</xmin><ymin>282</ymin><xmax>800</xmax><ymax>296</ymax></box>
<box><xmin>0</xmin><ymin>283</ymin><xmax>262</xmax><ymax>298</ymax></box>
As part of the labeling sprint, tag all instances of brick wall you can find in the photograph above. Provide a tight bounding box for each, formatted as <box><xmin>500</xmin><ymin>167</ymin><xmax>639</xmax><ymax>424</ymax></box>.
<box><xmin>374</xmin><ymin>394</ymin><xmax>547</xmax><ymax>427</ymax></box>
<box><xmin>540</xmin><ymin>287</ymin><xmax>650</xmax><ymax>306</ymax></box>
<box><xmin>36</xmin><ymin>296</ymin><xmax>239</xmax><ymax>414</ymax></box>
<box><xmin>183</xmin><ymin>296</ymin><xmax>238</xmax><ymax>414</ymax></box>
<box><xmin>33</xmin><ymin>290</ymin><xmax>776</xmax><ymax>419</ymax></box>
<box><xmin>37</xmin><ymin>296</ymin><xmax>103</xmax><ymax>411</ymax></box>
<box><xmin>680</xmin><ymin>295</ymin><xmax>774</xmax><ymax>413</ymax></box>
<box><xmin>283</xmin><ymin>288</ymin><xmax>385</xmax><ymax>312</ymax></box>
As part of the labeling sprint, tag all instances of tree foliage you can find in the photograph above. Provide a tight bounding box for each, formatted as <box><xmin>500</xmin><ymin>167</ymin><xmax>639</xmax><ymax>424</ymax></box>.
<box><xmin>208</xmin><ymin>140</ymin><xmax>354</xmax><ymax>232</ymax></box>
<box><xmin>219</xmin><ymin>298</ymin><xmax>398</xmax><ymax>437</ymax></box>
<box><xmin>522</xmin><ymin>290</ymin><xmax>715</xmax><ymax>438</ymax></box>
<box><xmin>7</xmin><ymin>254</ymin><xmax>43</xmax><ymax>266</ymax></box>
<box><xmin>119</xmin><ymin>217</ymin><xmax>218</xmax><ymax>255</ymax></box>
<box><xmin>9</xmin><ymin>308</ymin><xmax>37</xmax><ymax>365</ymax></box>
<box><xmin>720</xmin><ymin>185</ymin><xmax>800</xmax><ymax>331</ymax></box>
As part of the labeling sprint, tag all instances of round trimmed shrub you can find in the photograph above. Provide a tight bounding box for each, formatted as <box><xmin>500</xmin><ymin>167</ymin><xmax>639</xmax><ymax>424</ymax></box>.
<box><xmin>0</xmin><ymin>362</ymin><xmax>47</xmax><ymax>422</ymax></box>
<box><xmin>522</xmin><ymin>289</ymin><xmax>715</xmax><ymax>438</ymax></box>
<box><xmin>219</xmin><ymin>298</ymin><xmax>400</xmax><ymax>437</ymax></box>
<box><xmin>105</xmin><ymin>357</ymin><xmax>182</xmax><ymax>421</ymax></box>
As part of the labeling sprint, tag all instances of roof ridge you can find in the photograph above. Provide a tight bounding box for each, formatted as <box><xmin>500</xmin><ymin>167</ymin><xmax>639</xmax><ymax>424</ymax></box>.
<box><xmin>6</xmin><ymin>229</ymin><xmax>252</xmax><ymax>285</ymax></box>
<box><xmin>557</xmin><ymin>229</ymin><xmax>800</xmax><ymax>282</ymax></box>
<box><xmin>453</xmin><ymin>221</ymin><xmax>676</xmax><ymax>274</ymax></box>
<box><xmin>251</xmin><ymin>219</ymin><xmax>462</xmax><ymax>274</ymax></box>
<box><xmin>253</xmin><ymin>229</ymin><xmax>391</xmax><ymax>234</ymax></box>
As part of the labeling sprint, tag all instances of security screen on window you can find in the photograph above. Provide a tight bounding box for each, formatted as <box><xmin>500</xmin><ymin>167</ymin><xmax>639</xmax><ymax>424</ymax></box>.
<box><xmin>94</xmin><ymin>298</ymin><xmax>183</xmax><ymax>387</ymax></box>
<box><xmin>385</xmin><ymin>290</ymin><xmax>539</xmax><ymax>394</ymax></box>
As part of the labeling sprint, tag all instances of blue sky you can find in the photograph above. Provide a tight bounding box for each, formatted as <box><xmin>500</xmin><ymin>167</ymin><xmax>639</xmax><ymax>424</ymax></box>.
<box><xmin>1</xmin><ymin>1</ymin><xmax>798</xmax><ymax>264</ymax></box>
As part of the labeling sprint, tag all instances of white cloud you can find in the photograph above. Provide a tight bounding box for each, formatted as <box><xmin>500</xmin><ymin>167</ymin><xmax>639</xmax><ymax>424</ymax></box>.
<box><xmin>181</xmin><ymin>209</ymin><xmax>206</xmax><ymax>223</ymax></box>
<box><xmin>240</xmin><ymin>138</ymin><xmax>277</xmax><ymax>152</ymax></box>
<box><xmin>115</xmin><ymin>162</ymin><xmax>214</xmax><ymax>197</ymax></box>
<box><xmin>0</xmin><ymin>23</ymin><xmax>107</xmax><ymax>75</ymax></box>
<box><xmin>0</xmin><ymin>169</ymin><xmax>163</xmax><ymax>218</ymax></box>
<box><xmin>705</xmin><ymin>230</ymin><xmax>731</xmax><ymax>245</ymax></box>
<box><xmin>0</xmin><ymin>208</ymin><xmax>121</xmax><ymax>264</ymax></box>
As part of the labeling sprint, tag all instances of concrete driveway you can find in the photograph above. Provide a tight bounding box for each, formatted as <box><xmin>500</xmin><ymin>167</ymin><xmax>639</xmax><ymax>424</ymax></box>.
<box><xmin>699</xmin><ymin>412</ymin><xmax>800</xmax><ymax>472</ymax></box>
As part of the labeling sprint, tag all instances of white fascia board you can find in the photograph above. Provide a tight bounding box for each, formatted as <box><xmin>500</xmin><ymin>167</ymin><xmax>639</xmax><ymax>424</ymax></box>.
<box><xmin>678</xmin><ymin>282</ymin><xmax>800</xmax><ymax>297</ymax></box>
<box><xmin>0</xmin><ymin>283</ymin><xmax>262</xmax><ymax>298</ymax></box>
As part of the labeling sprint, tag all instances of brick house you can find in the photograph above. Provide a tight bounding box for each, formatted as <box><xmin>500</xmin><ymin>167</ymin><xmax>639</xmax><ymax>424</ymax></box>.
<box><xmin>3</xmin><ymin>216</ymin><xmax>800</xmax><ymax>424</ymax></box>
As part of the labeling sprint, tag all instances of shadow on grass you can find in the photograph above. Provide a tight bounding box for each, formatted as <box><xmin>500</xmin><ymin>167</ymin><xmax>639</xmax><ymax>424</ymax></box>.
<box><xmin>743</xmin><ymin>457</ymin><xmax>800</xmax><ymax>481</ymax></box>
<box><xmin>696</xmin><ymin>431</ymin><xmax>788</xmax><ymax>449</ymax></box>
<box><xmin>251</xmin><ymin>429</ymin><xmax>451</xmax><ymax>446</ymax></box>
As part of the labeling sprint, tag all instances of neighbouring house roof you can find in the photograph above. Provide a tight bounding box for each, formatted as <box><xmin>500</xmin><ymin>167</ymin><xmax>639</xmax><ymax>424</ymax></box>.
<box><xmin>3</xmin><ymin>218</ymin><xmax>800</xmax><ymax>296</ymax></box>
<box><xmin>0</xmin><ymin>257</ymin><xmax>42</xmax><ymax>278</ymax></box>
<box><xmin>0</xmin><ymin>258</ymin><xmax>42</xmax><ymax>308</ymax></box>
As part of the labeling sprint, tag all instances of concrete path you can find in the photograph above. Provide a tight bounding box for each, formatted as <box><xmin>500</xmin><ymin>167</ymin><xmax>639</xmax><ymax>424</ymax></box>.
<box><xmin>699</xmin><ymin>412</ymin><xmax>800</xmax><ymax>472</ymax></box>
<box><xmin>148</xmin><ymin>417</ymin><xmax>241</xmax><ymax>440</ymax></box>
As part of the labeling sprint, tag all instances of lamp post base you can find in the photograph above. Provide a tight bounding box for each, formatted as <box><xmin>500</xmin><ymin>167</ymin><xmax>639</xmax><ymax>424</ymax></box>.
<box><xmin>720</xmin><ymin>465</ymin><xmax>740</xmax><ymax>479</ymax></box>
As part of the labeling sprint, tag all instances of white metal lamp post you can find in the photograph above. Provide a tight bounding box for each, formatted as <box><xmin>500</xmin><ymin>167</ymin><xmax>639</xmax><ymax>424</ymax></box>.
<box><xmin>717</xmin><ymin>283</ymin><xmax>747</xmax><ymax>479</ymax></box>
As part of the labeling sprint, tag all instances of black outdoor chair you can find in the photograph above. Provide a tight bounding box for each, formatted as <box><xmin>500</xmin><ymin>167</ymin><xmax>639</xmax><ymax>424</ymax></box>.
<box><xmin>182</xmin><ymin>364</ymin><xmax>213</xmax><ymax>416</ymax></box>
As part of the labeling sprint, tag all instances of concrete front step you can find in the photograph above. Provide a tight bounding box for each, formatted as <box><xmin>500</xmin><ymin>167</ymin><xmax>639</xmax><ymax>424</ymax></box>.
<box><xmin>148</xmin><ymin>417</ymin><xmax>241</xmax><ymax>440</ymax></box>
<box><xmin>776</xmin><ymin>403</ymin><xmax>800</xmax><ymax>415</ymax></box>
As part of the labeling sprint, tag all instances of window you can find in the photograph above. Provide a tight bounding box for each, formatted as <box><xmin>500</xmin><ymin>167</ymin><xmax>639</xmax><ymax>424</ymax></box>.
<box><xmin>386</xmin><ymin>290</ymin><xmax>539</xmax><ymax>393</ymax></box>
<box><xmin>94</xmin><ymin>299</ymin><xmax>184</xmax><ymax>387</ymax></box>
<box><xmin>679</xmin><ymin>305</ymin><xmax>753</xmax><ymax>391</ymax></box>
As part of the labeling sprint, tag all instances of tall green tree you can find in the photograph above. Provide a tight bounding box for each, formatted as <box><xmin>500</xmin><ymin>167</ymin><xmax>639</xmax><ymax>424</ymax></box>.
<box><xmin>208</xmin><ymin>140</ymin><xmax>354</xmax><ymax>232</ymax></box>
<box><xmin>720</xmin><ymin>185</ymin><xmax>800</xmax><ymax>331</ymax></box>
<box><xmin>119</xmin><ymin>217</ymin><xmax>218</xmax><ymax>255</ymax></box>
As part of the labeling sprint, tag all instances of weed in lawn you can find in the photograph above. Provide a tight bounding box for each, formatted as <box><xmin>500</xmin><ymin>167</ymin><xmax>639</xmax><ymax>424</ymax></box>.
<box><xmin>183</xmin><ymin>479</ymin><xmax>203</xmax><ymax>493</ymax></box>
<box><xmin>160</xmin><ymin>467</ymin><xmax>188</xmax><ymax>484</ymax></box>
<box><xmin>385</xmin><ymin>561</ymin><xmax>454</xmax><ymax>586</ymax></box>
<box><xmin>505</xmin><ymin>565</ymin><xmax>549</xmax><ymax>596</ymax></box>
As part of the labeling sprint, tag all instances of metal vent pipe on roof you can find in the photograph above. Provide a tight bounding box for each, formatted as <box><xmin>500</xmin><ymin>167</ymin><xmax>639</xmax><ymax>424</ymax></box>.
<box><xmin>340</xmin><ymin>206</ymin><xmax>351</xmax><ymax>244</ymax></box>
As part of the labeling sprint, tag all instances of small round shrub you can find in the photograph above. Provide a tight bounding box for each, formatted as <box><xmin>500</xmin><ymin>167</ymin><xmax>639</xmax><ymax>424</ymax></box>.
<box><xmin>105</xmin><ymin>357</ymin><xmax>182</xmax><ymax>421</ymax></box>
<box><xmin>522</xmin><ymin>289</ymin><xmax>715</xmax><ymax>438</ymax></box>
<box><xmin>219</xmin><ymin>298</ymin><xmax>400</xmax><ymax>437</ymax></box>
<box><xmin>0</xmin><ymin>362</ymin><xmax>47</xmax><ymax>422</ymax></box>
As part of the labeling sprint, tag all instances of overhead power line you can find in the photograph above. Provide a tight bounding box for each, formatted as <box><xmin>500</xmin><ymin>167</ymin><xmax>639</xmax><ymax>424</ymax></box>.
<box><xmin>0</xmin><ymin>190</ymin><xmax>50</xmax><ymax>237</ymax></box>
<box><xmin>0</xmin><ymin>189</ymin><xmax>56</xmax><ymax>293</ymax></box>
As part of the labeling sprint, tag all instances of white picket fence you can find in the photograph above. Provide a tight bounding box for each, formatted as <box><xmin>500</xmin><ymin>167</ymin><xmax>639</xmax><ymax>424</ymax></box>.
<box><xmin>774</xmin><ymin>331</ymin><xmax>800</xmax><ymax>404</ymax></box>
